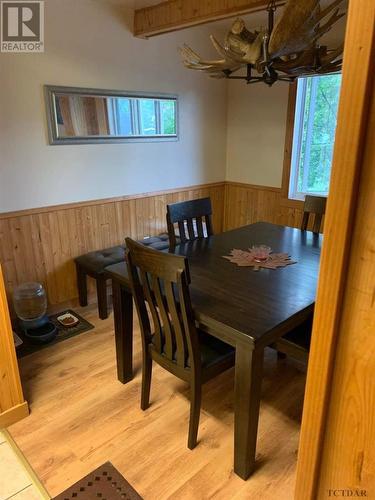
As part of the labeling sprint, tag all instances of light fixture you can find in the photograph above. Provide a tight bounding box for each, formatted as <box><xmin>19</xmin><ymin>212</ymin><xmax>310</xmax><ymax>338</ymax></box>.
<box><xmin>180</xmin><ymin>0</ymin><xmax>345</xmax><ymax>86</ymax></box>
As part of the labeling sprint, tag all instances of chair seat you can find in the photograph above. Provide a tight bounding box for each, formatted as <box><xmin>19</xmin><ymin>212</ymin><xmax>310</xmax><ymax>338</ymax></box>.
<box><xmin>74</xmin><ymin>233</ymin><xmax>176</xmax><ymax>320</ymax></box>
<box><xmin>152</xmin><ymin>330</ymin><xmax>235</xmax><ymax>370</ymax></box>
<box><xmin>197</xmin><ymin>331</ymin><xmax>235</xmax><ymax>369</ymax></box>
<box><xmin>75</xmin><ymin>234</ymin><xmax>177</xmax><ymax>276</ymax></box>
<box><xmin>141</xmin><ymin>233</ymin><xmax>171</xmax><ymax>251</ymax></box>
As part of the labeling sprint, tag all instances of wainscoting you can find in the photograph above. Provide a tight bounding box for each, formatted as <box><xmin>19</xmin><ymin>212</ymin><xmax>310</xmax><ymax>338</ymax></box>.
<box><xmin>224</xmin><ymin>182</ymin><xmax>305</xmax><ymax>230</ymax></box>
<box><xmin>0</xmin><ymin>183</ymin><xmax>224</xmax><ymax>304</ymax></box>
<box><xmin>0</xmin><ymin>181</ymin><xmax>312</xmax><ymax>305</ymax></box>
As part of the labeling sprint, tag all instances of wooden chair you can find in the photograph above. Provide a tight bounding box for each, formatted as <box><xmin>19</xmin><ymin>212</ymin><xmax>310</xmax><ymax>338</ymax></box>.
<box><xmin>125</xmin><ymin>237</ymin><xmax>235</xmax><ymax>449</ymax></box>
<box><xmin>301</xmin><ymin>195</ymin><xmax>327</xmax><ymax>233</ymax></box>
<box><xmin>166</xmin><ymin>197</ymin><xmax>213</xmax><ymax>247</ymax></box>
<box><xmin>273</xmin><ymin>196</ymin><xmax>327</xmax><ymax>363</ymax></box>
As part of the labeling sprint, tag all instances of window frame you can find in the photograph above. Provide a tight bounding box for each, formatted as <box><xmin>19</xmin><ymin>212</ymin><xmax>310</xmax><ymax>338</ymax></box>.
<box><xmin>45</xmin><ymin>85</ymin><xmax>179</xmax><ymax>145</ymax></box>
<box><xmin>283</xmin><ymin>75</ymin><xmax>341</xmax><ymax>202</ymax></box>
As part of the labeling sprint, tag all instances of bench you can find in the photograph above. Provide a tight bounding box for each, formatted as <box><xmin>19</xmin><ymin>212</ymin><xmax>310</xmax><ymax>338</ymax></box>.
<box><xmin>74</xmin><ymin>234</ymin><xmax>171</xmax><ymax>319</ymax></box>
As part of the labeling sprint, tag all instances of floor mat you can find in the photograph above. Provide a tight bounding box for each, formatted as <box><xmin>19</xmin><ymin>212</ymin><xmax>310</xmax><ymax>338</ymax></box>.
<box><xmin>16</xmin><ymin>309</ymin><xmax>94</xmax><ymax>358</ymax></box>
<box><xmin>53</xmin><ymin>462</ymin><xmax>142</xmax><ymax>500</ymax></box>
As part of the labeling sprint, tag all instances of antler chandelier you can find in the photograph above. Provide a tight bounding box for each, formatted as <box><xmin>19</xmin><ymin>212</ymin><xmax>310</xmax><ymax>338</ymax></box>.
<box><xmin>180</xmin><ymin>0</ymin><xmax>345</xmax><ymax>86</ymax></box>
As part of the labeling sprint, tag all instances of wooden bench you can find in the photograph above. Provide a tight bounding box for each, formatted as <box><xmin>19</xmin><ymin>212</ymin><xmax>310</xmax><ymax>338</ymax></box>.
<box><xmin>74</xmin><ymin>234</ymin><xmax>172</xmax><ymax>319</ymax></box>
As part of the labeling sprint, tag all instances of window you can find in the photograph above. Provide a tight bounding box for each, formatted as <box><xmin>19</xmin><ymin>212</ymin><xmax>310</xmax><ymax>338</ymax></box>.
<box><xmin>289</xmin><ymin>74</ymin><xmax>342</xmax><ymax>200</ymax></box>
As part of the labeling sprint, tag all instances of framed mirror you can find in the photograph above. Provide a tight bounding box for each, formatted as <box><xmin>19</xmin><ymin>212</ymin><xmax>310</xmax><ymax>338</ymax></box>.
<box><xmin>45</xmin><ymin>85</ymin><xmax>179</xmax><ymax>145</ymax></box>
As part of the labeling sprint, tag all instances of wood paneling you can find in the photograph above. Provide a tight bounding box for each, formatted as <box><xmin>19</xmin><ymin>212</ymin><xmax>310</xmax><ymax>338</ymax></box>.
<box><xmin>0</xmin><ymin>180</ymin><xmax>319</xmax><ymax>307</ymax></box>
<box><xmin>0</xmin><ymin>264</ymin><xmax>29</xmax><ymax>427</ymax></box>
<box><xmin>224</xmin><ymin>182</ymin><xmax>306</xmax><ymax>231</ymax></box>
<box><xmin>134</xmin><ymin>0</ymin><xmax>285</xmax><ymax>38</ymax></box>
<box><xmin>0</xmin><ymin>183</ymin><xmax>225</xmax><ymax>305</ymax></box>
<box><xmin>295</xmin><ymin>0</ymin><xmax>375</xmax><ymax>497</ymax></box>
<box><xmin>0</xmin><ymin>177</ymin><xmax>327</xmax><ymax>308</ymax></box>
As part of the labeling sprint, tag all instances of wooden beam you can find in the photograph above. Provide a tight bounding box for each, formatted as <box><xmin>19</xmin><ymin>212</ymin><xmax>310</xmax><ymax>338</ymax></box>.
<box><xmin>134</xmin><ymin>0</ymin><xmax>284</xmax><ymax>38</ymax></box>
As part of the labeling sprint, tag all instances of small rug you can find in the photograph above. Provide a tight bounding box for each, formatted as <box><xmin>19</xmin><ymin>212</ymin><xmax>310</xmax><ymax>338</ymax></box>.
<box><xmin>16</xmin><ymin>309</ymin><xmax>94</xmax><ymax>358</ymax></box>
<box><xmin>53</xmin><ymin>462</ymin><xmax>142</xmax><ymax>500</ymax></box>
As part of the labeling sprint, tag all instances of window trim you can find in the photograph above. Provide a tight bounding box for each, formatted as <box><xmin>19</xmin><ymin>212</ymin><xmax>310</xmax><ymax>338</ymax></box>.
<box><xmin>283</xmin><ymin>76</ymin><xmax>340</xmax><ymax>204</ymax></box>
<box><xmin>45</xmin><ymin>85</ymin><xmax>179</xmax><ymax>145</ymax></box>
<box><xmin>281</xmin><ymin>82</ymin><xmax>302</xmax><ymax>207</ymax></box>
<box><xmin>282</xmin><ymin>81</ymin><xmax>332</xmax><ymax>208</ymax></box>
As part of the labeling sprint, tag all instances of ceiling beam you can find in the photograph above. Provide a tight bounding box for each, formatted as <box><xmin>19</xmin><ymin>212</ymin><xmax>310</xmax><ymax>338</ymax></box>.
<box><xmin>134</xmin><ymin>0</ymin><xmax>285</xmax><ymax>38</ymax></box>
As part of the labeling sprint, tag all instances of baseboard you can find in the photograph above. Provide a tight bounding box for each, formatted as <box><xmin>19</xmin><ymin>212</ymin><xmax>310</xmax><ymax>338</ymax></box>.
<box><xmin>0</xmin><ymin>401</ymin><xmax>29</xmax><ymax>428</ymax></box>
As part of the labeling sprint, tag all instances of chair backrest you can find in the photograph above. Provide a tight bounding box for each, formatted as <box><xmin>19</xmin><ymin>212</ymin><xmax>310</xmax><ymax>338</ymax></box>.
<box><xmin>166</xmin><ymin>197</ymin><xmax>213</xmax><ymax>247</ymax></box>
<box><xmin>301</xmin><ymin>195</ymin><xmax>327</xmax><ymax>233</ymax></box>
<box><xmin>125</xmin><ymin>237</ymin><xmax>201</xmax><ymax>372</ymax></box>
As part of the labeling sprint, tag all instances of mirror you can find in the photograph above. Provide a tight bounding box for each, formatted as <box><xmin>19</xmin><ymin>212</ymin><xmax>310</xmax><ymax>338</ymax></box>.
<box><xmin>45</xmin><ymin>86</ymin><xmax>178</xmax><ymax>145</ymax></box>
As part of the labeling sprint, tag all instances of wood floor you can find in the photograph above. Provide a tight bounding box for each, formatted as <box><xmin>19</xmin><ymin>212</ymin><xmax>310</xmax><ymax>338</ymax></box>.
<box><xmin>8</xmin><ymin>301</ymin><xmax>306</xmax><ymax>499</ymax></box>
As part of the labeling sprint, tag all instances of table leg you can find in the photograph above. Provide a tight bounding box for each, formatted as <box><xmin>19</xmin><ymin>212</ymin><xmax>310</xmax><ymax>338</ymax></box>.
<box><xmin>112</xmin><ymin>281</ymin><xmax>133</xmax><ymax>383</ymax></box>
<box><xmin>234</xmin><ymin>343</ymin><xmax>264</xmax><ymax>480</ymax></box>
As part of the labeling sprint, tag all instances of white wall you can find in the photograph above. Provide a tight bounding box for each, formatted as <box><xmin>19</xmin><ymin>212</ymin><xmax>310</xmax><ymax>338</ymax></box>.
<box><xmin>0</xmin><ymin>0</ymin><xmax>347</xmax><ymax>212</ymax></box>
<box><xmin>226</xmin><ymin>81</ymin><xmax>289</xmax><ymax>188</ymax></box>
<box><xmin>225</xmin><ymin>17</ymin><xmax>347</xmax><ymax>188</ymax></box>
<box><xmin>0</xmin><ymin>0</ymin><xmax>227</xmax><ymax>212</ymax></box>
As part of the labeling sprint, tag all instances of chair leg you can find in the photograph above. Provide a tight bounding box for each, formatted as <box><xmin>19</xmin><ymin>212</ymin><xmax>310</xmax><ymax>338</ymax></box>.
<box><xmin>188</xmin><ymin>379</ymin><xmax>202</xmax><ymax>450</ymax></box>
<box><xmin>141</xmin><ymin>352</ymin><xmax>152</xmax><ymax>411</ymax></box>
<box><xmin>97</xmin><ymin>277</ymin><xmax>109</xmax><ymax>320</ymax></box>
<box><xmin>76</xmin><ymin>263</ymin><xmax>88</xmax><ymax>307</ymax></box>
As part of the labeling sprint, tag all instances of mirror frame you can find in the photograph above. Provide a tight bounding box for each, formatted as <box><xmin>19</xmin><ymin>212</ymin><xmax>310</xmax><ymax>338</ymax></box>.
<box><xmin>44</xmin><ymin>85</ymin><xmax>179</xmax><ymax>145</ymax></box>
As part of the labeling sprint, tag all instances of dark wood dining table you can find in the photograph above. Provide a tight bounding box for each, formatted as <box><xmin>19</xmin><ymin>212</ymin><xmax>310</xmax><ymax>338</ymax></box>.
<box><xmin>105</xmin><ymin>222</ymin><xmax>322</xmax><ymax>480</ymax></box>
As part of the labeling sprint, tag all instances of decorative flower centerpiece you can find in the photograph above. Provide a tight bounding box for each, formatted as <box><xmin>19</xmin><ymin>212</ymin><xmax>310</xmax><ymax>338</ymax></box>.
<box><xmin>223</xmin><ymin>246</ymin><xmax>296</xmax><ymax>271</ymax></box>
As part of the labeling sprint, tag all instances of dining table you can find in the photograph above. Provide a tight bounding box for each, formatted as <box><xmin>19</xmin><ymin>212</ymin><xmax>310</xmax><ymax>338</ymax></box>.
<box><xmin>105</xmin><ymin>222</ymin><xmax>322</xmax><ymax>480</ymax></box>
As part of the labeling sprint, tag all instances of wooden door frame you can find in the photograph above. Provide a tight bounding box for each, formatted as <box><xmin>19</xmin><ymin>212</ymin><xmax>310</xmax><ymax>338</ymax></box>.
<box><xmin>295</xmin><ymin>1</ymin><xmax>375</xmax><ymax>498</ymax></box>
<box><xmin>0</xmin><ymin>265</ymin><xmax>29</xmax><ymax>427</ymax></box>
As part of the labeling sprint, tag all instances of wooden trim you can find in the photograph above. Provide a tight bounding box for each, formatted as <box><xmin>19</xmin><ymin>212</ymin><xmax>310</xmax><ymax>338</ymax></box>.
<box><xmin>281</xmin><ymin>82</ymin><xmax>298</xmax><ymax>201</ymax></box>
<box><xmin>0</xmin><ymin>402</ymin><xmax>29</xmax><ymax>428</ymax></box>
<box><xmin>224</xmin><ymin>181</ymin><xmax>281</xmax><ymax>193</ymax></box>
<box><xmin>317</xmin><ymin>61</ymin><xmax>375</xmax><ymax>498</ymax></box>
<box><xmin>295</xmin><ymin>1</ymin><xmax>375</xmax><ymax>497</ymax></box>
<box><xmin>0</xmin><ymin>182</ymin><xmax>225</xmax><ymax>220</ymax></box>
<box><xmin>134</xmin><ymin>0</ymin><xmax>285</xmax><ymax>38</ymax></box>
<box><xmin>0</xmin><ymin>263</ymin><xmax>29</xmax><ymax>426</ymax></box>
